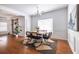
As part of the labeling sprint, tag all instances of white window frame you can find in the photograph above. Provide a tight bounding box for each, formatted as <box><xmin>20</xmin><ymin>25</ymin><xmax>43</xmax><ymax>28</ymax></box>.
<box><xmin>0</xmin><ymin>22</ymin><xmax>7</xmax><ymax>32</ymax></box>
<box><xmin>38</xmin><ymin>18</ymin><xmax>53</xmax><ymax>33</ymax></box>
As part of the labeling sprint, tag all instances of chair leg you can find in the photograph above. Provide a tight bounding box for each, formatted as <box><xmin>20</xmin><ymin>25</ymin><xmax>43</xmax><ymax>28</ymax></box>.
<box><xmin>42</xmin><ymin>38</ymin><xmax>45</xmax><ymax>43</ymax></box>
<box><xmin>42</xmin><ymin>38</ymin><xmax>47</xmax><ymax>44</ymax></box>
<box><xmin>34</xmin><ymin>40</ymin><xmax>42</xmax><ymax>48</ymax></box>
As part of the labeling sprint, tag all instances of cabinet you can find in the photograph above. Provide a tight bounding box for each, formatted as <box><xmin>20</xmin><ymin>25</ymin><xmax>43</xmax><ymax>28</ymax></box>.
<box><xmin>68</xmin><ymin>29</ymin><xmax>79</xmax><ymax>53</ymax></box>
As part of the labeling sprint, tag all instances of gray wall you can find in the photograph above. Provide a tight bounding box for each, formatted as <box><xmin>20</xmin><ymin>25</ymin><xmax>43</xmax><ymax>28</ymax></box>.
<box><xmin>25</xmin><ymin>15</ymin><xmax>31</xmax><ymax>32</ymax></box>
<box><xmin>31</xmin><ymin>7</ymin><xmax>68</xmax><ymax>39</ymax></box>
<box><xmin>18</xmin><ymin>16</ymin><xmax>25</xmax><ymax>36</ymax></box>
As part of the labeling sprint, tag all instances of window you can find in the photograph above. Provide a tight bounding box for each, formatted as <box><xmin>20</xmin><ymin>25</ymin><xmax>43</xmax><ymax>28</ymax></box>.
<box><xmin>0</xmin><ymin>22</ymin><xmax>7</xmax><ymax>32</ymax></box>
<box><xmin>38</xmin><ymin>18</ymin><xmax>53</xmax><ymax>33</ymax></box>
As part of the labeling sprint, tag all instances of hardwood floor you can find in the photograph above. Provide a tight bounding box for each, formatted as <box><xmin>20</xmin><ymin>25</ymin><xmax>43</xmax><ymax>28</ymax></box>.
<box><xmin>0</xmin><ymin>35</ymin><xmax>72</xmax><ymax>54</ymax></box>
<box><xmin>56</xmin><ymin>40</ymin><xmax>72</xmax><ymax>54</ymax></box>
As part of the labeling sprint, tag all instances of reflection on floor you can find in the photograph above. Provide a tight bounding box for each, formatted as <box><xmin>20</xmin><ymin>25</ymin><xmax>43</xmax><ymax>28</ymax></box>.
<box><xmin>0</xmin><ymin>36</ymin><xmax>8</xmax><ymax>48</ymax></box>
<box><xmin>0</xmin><ymin>35</ymin><xmax>72</xmax><ymax>54</ymax></box>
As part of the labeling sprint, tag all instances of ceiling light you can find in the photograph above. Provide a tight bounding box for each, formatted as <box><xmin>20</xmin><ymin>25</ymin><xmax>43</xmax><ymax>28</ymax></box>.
<box><xmin>36</xmin><ymin>5</ymin><xmax>42</xmax><ymax>16</ymax></box>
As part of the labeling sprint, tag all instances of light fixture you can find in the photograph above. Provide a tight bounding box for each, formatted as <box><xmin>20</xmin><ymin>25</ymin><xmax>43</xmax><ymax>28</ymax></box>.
<box><xmin>36</xmin><ymin>5</ymin><xmax>42</xmax><ymax>16</ymax></box>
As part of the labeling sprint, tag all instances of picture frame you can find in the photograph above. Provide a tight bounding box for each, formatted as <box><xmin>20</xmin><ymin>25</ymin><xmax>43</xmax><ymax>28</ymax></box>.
<box><xmin>68</xmin><ymin>4</ymin><xmax>79</xmax><ymax>31</ymax></box>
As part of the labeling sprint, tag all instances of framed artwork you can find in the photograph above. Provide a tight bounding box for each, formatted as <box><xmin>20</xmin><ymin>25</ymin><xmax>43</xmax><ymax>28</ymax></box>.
<box><xmin>68</xmin><ymin>5</ymin><xmax>77</xmax><ymax>31</ymax></box>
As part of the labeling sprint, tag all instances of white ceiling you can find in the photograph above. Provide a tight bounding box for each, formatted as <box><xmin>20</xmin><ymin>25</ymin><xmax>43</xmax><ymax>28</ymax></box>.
<box><xmin>0</xmin><ymin>4</ymin><xmax>68</xmax><ymax>16</ymax></box>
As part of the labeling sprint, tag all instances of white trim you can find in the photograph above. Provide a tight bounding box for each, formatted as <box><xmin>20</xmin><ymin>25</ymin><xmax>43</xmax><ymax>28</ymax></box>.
<box><xmin>68</xmin><ymin>39</ymin><xmax>75</xmax><ymax>54</ymax></box>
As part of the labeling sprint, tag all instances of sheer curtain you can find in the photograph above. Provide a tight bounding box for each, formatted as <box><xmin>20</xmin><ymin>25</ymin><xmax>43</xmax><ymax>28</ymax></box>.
<box><xmin>38</xmin><ymin>18</ymin><xmax>53</xmax><ymax>33</ymax></box>
<box><xmin>0</xmin><ymin>22</ymin><xmax>7</xmax><ymax>32</ymax></box>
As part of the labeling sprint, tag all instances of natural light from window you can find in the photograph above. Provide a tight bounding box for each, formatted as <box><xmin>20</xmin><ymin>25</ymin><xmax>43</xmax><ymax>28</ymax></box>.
<box><xmin>38</xmin><ymin>18</ymin><xmax>53</xmax><ymax>33</ymax></box>
<box><xmin>0</xmin><ymin>22</ymin><xmax>7</xmax><ymax>32</ymax></box>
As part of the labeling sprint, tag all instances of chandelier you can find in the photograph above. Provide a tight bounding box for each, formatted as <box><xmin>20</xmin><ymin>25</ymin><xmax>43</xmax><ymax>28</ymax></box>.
<box><xmin>36</xmin><ymin>5</ymin><xmax>41</xmax><ymax>16</ymax></box>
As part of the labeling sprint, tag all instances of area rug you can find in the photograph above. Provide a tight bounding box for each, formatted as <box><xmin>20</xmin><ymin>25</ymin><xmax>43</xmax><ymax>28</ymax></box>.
<box><xmin>36</xmin><ymin>40</ymin><xmax>57</xmax><ymax>54</ymax></box>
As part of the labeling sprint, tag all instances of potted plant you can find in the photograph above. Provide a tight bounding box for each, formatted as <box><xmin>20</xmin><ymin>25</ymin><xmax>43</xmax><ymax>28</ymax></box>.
<box><xmin>15</xmin><ymin>25</ymin><xmax>22</xmax><ymax>38</ymax></box>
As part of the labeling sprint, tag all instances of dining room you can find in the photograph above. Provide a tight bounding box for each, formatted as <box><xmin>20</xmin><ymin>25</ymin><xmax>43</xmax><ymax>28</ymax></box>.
<box><xmin>0</xmin><ymin>4</ymin><xmax>72</xmax><ymax>54</ymax></box>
